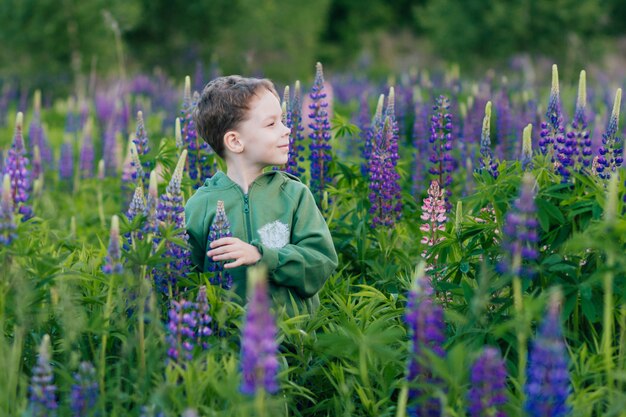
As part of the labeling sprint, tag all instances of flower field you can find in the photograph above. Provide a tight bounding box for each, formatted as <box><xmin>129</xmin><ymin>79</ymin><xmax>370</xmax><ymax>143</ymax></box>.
<box><xmin>2</xmin><ymin>60</ymin><xmax>626</xmax><ymax>417</ymax></box>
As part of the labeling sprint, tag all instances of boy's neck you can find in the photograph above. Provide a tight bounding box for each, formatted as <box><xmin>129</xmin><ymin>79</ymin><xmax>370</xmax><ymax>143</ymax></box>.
<box><xmin>226</xmin><ymin>160</ymin><xmax>265</xmax><ymax>194</ymax></box>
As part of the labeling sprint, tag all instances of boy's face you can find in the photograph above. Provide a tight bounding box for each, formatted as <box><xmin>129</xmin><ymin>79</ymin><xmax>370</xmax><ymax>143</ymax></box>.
<box><xmin>233</xmin><ymin>89</ymin><xmax>291</xmax><ymax>169</ymax></box>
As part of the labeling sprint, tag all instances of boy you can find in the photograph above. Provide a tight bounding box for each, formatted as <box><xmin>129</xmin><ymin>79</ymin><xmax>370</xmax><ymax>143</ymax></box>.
<box><xmin>185</xmin><ymin>75</ymin><xmax>338</xmax><ymax>312</ymax></box>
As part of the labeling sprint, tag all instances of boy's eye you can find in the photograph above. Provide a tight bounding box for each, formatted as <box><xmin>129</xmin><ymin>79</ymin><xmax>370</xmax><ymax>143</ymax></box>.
<box><xmin>267</xmin><ymin>122</ymin><xmax>275</xmax><ymax>127</ymax></box>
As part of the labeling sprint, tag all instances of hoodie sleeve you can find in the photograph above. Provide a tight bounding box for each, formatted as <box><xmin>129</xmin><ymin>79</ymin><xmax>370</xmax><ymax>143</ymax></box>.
<box><xmin>185</xmin><ymin>196</ymin><xmax>207</xmax><ymax>272</ymax></box>
<box><xmin>251</xmin><ymin>186</ymin><xmax>338</xmax><ymax>299</ymax></box>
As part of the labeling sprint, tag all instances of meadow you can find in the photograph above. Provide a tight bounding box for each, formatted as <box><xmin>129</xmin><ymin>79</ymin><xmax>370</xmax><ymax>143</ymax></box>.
<box><xmin>2</xmin><ymin>60</ymin><xmax>626</xmax><ymax>417</ymax></box>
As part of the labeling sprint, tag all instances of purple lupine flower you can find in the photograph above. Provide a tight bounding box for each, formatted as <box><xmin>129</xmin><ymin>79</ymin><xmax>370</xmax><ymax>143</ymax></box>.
<box><xmin>79</xmin><ymin>120</ymin><xmax>95</xmax><ymax>178</ymax></box>
<box><xmin>498</xmin><ymin>173</ymin><xmax>539</xmax><ymax>278</ymax></box>
<box><xmin>207</xmin><ymin>200</ymin><xmax>233</xmax><ymax>289</ymax></box>
<box><xmin>308</xmin><ymin>62</ymin><xmax>333</xmax><ymax>203</ymax></box>
<box><xmin>102</xmin><ymin>121</ymin><xmax>119</xmax><ymax>176</ymax></box>
<box><xmin>69</xmin><ymin>361</ymin><xmax>99</xmax><ymax>417</ymax></box>
<box><xmin>568</xmin><ymin>70</ymin><xmax>592</xmax><ymax>172</ymax></box>
<box><xmin>180</xmin><ymin>77</ymin><xmax>215</xmax><ymax>188</ymax></box>
<box><xmin>59</xmin><ymin>134</ymin><xmax>74</xmax><ymax>181</ymax></box>
<box><xmin>29</xmin><ymin>90</ymin><xmax>53</xmax><ymax>168</ymax></box>
<box><xmin>125</xmin><ymin>185</ymin><xmax>146</xmax><ymax>248</ymax></box>
<box><xmin>3</xmin><ymin>112</ymin><xmax>33</xmax><ymax>219</ymax></box>
<box><xmin>102</xmin><ymin>215</ymin><xmax>123</xmax><ymax>274</ymax></box>
<box><xmin>467</xmin><ymin>347</ymin><xmax>508</xmax><ymax>417</ymax></box>
<box><xmin>240</xmin><ymin>267</ymin><xmax>280</xmax><ymax>395</ymax></box>
<box><xmin>524</xmin><ymin>289</ymin><xmax>571</xmax><ymax>417</ymax></box>
<box><xmin>285</xmin><ymin>82</ymin><xmax>306</xmax><ymax>177</ymax></box>
<box><xmin>478</xmin><ymin>101</ymin><xmax>499</xmax><ymax>178</ymax></box>
<box><xmin>368</xmin><ymin>115</ymin><xmax>402</xmax><ymax>228</ymax></box>
<box><xmin>539</xmin><ymin>65</ymin><xmax>565</xmax><ymax>163</ymax></box>
<box><xmin>404</xmin><ymin>263</ymin><xmax>446</xmax><ymax>416</ymax></box>
<box><xmin>195</xmin><ymin>286</ymin><xmax>212</xmax><ymax>350</ymax></box>
<box><xmin>595</xmin><ymin>89</ymin><xmax>623</xmax><ymax>180</ymax></box>
<box><xmin>166</xmin><ymin>298</ymin><xmax>199</xmax><ymax>363</ymax></box>
<box><xmin>153</xmin><ymin>151</ymin><xmax>191</xmax><ymax>294</ymax></box>
<box><xmin>361</xmin><ymin>94</ymin><xmax>385</xmax><ymax>177</ymax></box>
<box><xmin>521</xmin><ymin>124</ymin><xmax>534</xmax><ymax>171</ymax></box>
<box><xmin>494</xmin><ymin>87</ymin><xmax>516</xmax><ymax>160</ymax></box>
<box><xmin>32</xmin><ymin>145</ymin><xmax>42</xmax><ymax>185</ymax></box>
<box><xmin>0</xmin><ymin>174</ymin><xmax>17</xmax><ymax>245</ymax></box>
<box><xmin>133</xmin><ymin>111</ymin><xmax>152</xmax><ymax>182</ymax></box>
<box><xmin>428</xmin><ymin>95</ymin><xmax>456</xmax><ymax>202</ymax></box>
<box><xmin>28</xmin><ymin>335</ymin><xmax>58</xmax><ymax>417</ymax></box>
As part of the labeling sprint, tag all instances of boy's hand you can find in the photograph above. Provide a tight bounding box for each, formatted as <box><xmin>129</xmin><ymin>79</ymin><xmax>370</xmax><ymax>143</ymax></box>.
<box><xmin>207</xmin><ymin>237</ymin><xmax>262</xmax><ymax>269</ymax></box>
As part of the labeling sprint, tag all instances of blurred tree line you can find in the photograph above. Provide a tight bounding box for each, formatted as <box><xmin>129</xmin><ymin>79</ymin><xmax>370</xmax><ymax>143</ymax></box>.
<box><xmin>1</xmin><ymin>0</ymin><xmax>624</xmax><ymax>89</ymax></box>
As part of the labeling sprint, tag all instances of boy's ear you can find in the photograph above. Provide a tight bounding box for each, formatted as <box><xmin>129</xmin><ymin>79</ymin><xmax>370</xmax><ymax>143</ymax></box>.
<box><xmin>223</xmin><ymin>130</ymin><xmax>244</xmax><ymax>153</ymax></box>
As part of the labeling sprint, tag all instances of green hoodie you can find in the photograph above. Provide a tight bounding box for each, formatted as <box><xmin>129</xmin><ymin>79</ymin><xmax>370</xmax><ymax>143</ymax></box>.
<box><xmin>185</xmin><ymin>171</ymin><xmax>338</xmax><ymax>312</ymax></box>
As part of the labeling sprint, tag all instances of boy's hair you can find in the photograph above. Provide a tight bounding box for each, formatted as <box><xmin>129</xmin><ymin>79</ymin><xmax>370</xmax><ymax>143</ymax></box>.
<box><xmin>193</xmin><ymin>75</ymin><xmax>279</xmax><ymax>158</ymax></box>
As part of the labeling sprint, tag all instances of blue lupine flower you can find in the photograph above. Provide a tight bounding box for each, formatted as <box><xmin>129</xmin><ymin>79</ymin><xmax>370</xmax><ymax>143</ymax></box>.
<box><xmin>411</xmin><ymin>96</ymin><xmax>432</xmax><ymax>196</ymax></box>
<box><xmin>428</xmin><ymin>95</ymin><xmax>456</xmax><ymax>199</ymax></box>
<box><xmin>240</xmin><ymin>267</ymin><xmax>280</xmax><ymax>395</ymax></box>
<box><xmin>539</xmin><ymin>65</ymin><xmax>564</xmax><ymax>160</ymax></box>
<box><xmin>498</xmin><ymin>173</ymin><xmax>539</xmax><ymax>279</ymax></box>
<box><xmin>102</xmin><ymin>215</ymin><xmax>123</xmax><ymax>274</ymax></box>
<box><xmin>3</xmin><ymin>112</ymin><xmax>33</xmax><ymax>219</ymax></box>
<box><xmin>133</xmin><ymin>111</ymin><xmax>152</xmax><ymax>183</ymax></box>
<box><xmin>595</xmin><ymin>88</ymin><xmax>623</xmax><ymax>180</ymax></box>
<box><xmin>568</xmin><ymin>70</ymin><xmax>592</xmax><ymax>172</ymax></box>
<box><xmin>70</xmin><ymin>361</ymin><xmax>99</xmax><ymax>417</ymax></box>
<box><xmin>29</xmin><ymin>90</ymin><xmax>53</xmax><ymax>168</ymax></box>
<box><xmin>125</xmin><ymin>185</ymin><xmax>147</xmax><ymax>248</ymax></box>
<box><xmin>207</xmin><ymin>200</ymin><xmax>233</xmax><ymax>289</ymax></box>
<box><xmin>524</xmin><ymin>289</ymin><xmax>571</xmax><ymax>417</ymax></box>
<box><xmin>308</xmin><ymin>62</ymin><xmax>333</xmax><ymax>203</ymax></box>
<box><xmin>361</xmin><ymin>94</ymin><xmax>384</xmax><ymax>177</ymax></box>
<box><xmin>478</xmin><ymin>101</ymin><xmax>499</xmax><ymax>178</ymax></box>
<box><xmin>28</xmin><ymin>335</ymin><xmax>58</xmax><ymax>417</ymax></box>
<box><xmin>0</xmin><ymin>174</ymin><xmax>17</xmax><ymax>245</ymax></box>
<box><xmin>59</xmin><ymin>134</ymin><xmax>74</xmax><ymax>181</ymax></box>
<box><xmin>166</xmin><ymin>287</ymin><xmax>212</xmax><ymax>364</ymax></box>
<box><xmin>405</xmin><ymin>263</ymin><xmax>446</xmax><ymax>416</ymax></box>
<box><xmin>284</xmin><ymin>82</ymin><xmax>305</xmax><ymax>177</ymax></box>
<box><xmin>143</xmin><ymin>170</ymin><xmax>159</xmax><ymax>236</ymax></box>
<box><xmin>195</xmin><ymin>286</ymin><xmax>212</xmax><ymax>349</ymax></box>
<box><xmin>153</xmin><ymin>150</ymin><xmax>191</xmax><ymax>294</ymax></box>
<box><xmin>467</xmin><ymin>347</ymin><xmax>508</xmax><ymax>417</ymax></box>
<box><xmin>368</xmin><ymin>113</ymin><xmax>402</xmax><ymax>228</ymax></box>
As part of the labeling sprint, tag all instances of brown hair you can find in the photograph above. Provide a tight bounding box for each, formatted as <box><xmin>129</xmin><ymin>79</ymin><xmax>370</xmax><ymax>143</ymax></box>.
<box><xmin>192</xmin><ymin>75</ymin><xmax>278</xmax><ymax>158</ymax></box>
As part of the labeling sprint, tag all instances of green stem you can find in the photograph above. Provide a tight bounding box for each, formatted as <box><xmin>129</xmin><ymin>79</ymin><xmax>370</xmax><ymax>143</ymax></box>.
<box><xmin>254</xmin><ymin>388</ymin><xmax>267</xmax><ymax>417</ymax></box>
<box><xmin>99</xmin><ymin>274</ymin><xmax>116</xmax><ymax>399</ymax></box>
<box><xmin>513</xmin><ymin>274</ymin><xmax>526</xmax><ymax>399</ymax></box>
<box><xmin>603</xmin><ymin>251</ymin><xmax>615</xmax><ymax>397</ymax></box>
<box><xmin>138</xmin><ymin>266</ymin><xmax>147</xmax><ymax>381</ymax></box>
<box><xmin>618</xmin><ymin>304</ymin><xmax>626</xmax><ymax>393</ymax></box>
<box><xmin>395</xmin><ymin>383</ymin><xmax>408</xmax><ymax>417</ymax></box>
<box><xmin>97</xmin><ymin>186</ymin><xmax>105</xmax><ymax>229</ymax></box>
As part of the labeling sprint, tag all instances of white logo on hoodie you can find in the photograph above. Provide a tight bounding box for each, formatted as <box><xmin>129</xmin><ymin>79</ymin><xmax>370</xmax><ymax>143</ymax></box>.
<box><xmin>258</xmin><ymin>220</ymin><xmax>290</xmax><ymax>249</ymax></box>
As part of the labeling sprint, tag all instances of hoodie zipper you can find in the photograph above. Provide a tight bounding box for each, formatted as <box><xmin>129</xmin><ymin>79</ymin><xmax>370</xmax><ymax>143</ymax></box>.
<box><xmin>243</xmin><ymin>192</ymin><xmax>252</xmax><ymax>242</ymax></box>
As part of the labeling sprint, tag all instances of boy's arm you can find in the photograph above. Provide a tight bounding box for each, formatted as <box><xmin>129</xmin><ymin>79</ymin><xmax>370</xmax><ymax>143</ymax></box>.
<box><xmin>251</xmin><ymin>188</ymin><xmax>338</xmax><ymax>299</ymax></box>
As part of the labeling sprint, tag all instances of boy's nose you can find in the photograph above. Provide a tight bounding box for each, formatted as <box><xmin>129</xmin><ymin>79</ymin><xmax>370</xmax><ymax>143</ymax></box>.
<box><xmin>281</xmin><ymin>122</ymin><xmax>290</xmax><ymax>136</ymax></box>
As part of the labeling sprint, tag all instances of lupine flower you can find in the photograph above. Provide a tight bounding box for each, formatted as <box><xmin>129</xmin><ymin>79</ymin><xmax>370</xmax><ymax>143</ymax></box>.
<box><xmin>29</xmin><ymin>90</ymin><xmax>53</xmax><ymax>167</ymax></box>
<box><xmin>420</xmin><ymin>180</ymin><xmax>447</xmax><ymax>266</ymax></box>
<box><xmin>368</xmin><ymin>115</ymin><xmax>402</xmax><ymax>228</ymax></box>
<box><xmin>404</xmin><ymin>263</ymin><xmax>446</xmax><ymax>416</ymax></box>
<box><xmin>59</xmin><ymin>134</ymin><xmax>74</xmax><ymax>181</ymax></box>
<box><xmin>70</xmin><ymin>361</ymin><xmax>99</xmax><ymax>417</ymax></box>
<box><xmin>521</xmin><ymin>124</ymin><xmax>533</xmax><ymax>171</ymax></box>
<box><xmin>568</xmin><ymin>70</ymin><xmax>592</xmax><ymax>172</ymax></box>
<box><xmin>595</xmin><ymin>88</ymin><xmax>623</xmax><ymax>180</ymax></box>
<box><xmin>285</xmin><ymin>82</ymin><xmax>305</xmax><ymax>177</ymax></box>
<box><xmin>79</xmin><ymin>119</ymin><xmax>94</xmax><ymax>178</ymax></box>
<box><xmin>411</xmin><ymin>96</ymin><xmax>432</xmax><ymax>196</ymax></box>
<box><xmin>102</xmin><ymin>215</ymin><xmax>122</xmax><ymax>274</ymax></box>
<box><xmin>143</xmin><ymin>170</ymin><xmax>159</xmax><ymax>235</ymax></box>
<box><xmin>175</xmin><ymin>117</ymin><xmax>183</xmax><ymax>149</ymax></box>
<box><xmin>467</xmin><ymin>347</ymin><xmax>508</xmax><ymax>417</ymax></box>
<box><xmin>361</xmin><ymin>94</ymin><xmax>385</xmax><ymax>177</ymax></box>
<box><xmin>153</xmin><ymin>150</ymin><xmax>191</xmax><ymax>294</ymax></box>
<box><xmin>539</xmin><ymin>65</ymin><xmax>565</xmax><ymax>164</ymax></box>
<box><xmin>32</xmin><ymin>145</ymin><xmax>42</xmax><ymax>187</ymax></box>
<box><xmin>139</xmin><ymin>405</ymin><xmax>165</xmax><ymax>417</ymax></box>
<box><xmin>28</xmin><ymin>335</ymin><xmax>58</xmax><ymax>417</ymax></box>
<box><xmin>125</xmin><ymin>185</ymin><xmax>147</xmax><ymax>249</ymax></box>
<box><xmin>308</xmin><ymin>62</ymin><xmax>333</xmax><ymax>203</ymax></box>
<box><xmin>428</xmin><ymin>95</ymin><xmax>456</xmax><ymax>201</ymax></box>
<box><xmin>3</xmin><ymin>112</ymin><xmax>33</xmax><ymax>219</ymax></box>
<box><xmin>498</xmin><ymin>173</ymin><xmax>539</xmax><ymax>278</ymax></box>
<box><xmin>524</xmin><ymin>289</ymin><xmax>571</xmax><ymax>417</ymax></box>
<box><xmin>129</xmin><ymin>141</ymin><xmax>145</xmax><ymax>186</ymax></box>
<box><xmin>494</xmin><ymin>87</ymin><xmax>516</xmax><ymax>160</ymax></box>
<box><xmin>478</xmin><ymin>101</ymin><xmax>499</xmax><ymax>178</ymax></box>
<box><xmin>133</xmin><ymin>111</ymin><xmax>152</xmax><ymax>182</ymax></box>
<box><xmin>207</xmin><ymin>200</ymin><xmax>233</xmax><ymax>289</ymax></box>
<box><xmin>180</xmin><ymin>76</ymin><xmax>215</xmax><ymax>187</ymax></box>
<box><xmin>240</xmin><ymin>267</ymin><xmax>280</xmax><ymax>395</ymax></box>
<box><xmin>0</xmin><ymin>174</ymin><xmax>17</xmax><ymax>245</ymax></box>
<box><xmin>102</xmin><ymin>121</ymin><xmax>119</xmax><ymax>176</ymax></box>
<box><xmin>166</xmin><ymin>287</ymin><xmax>212</xmax><ymax>363</ymax></box>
